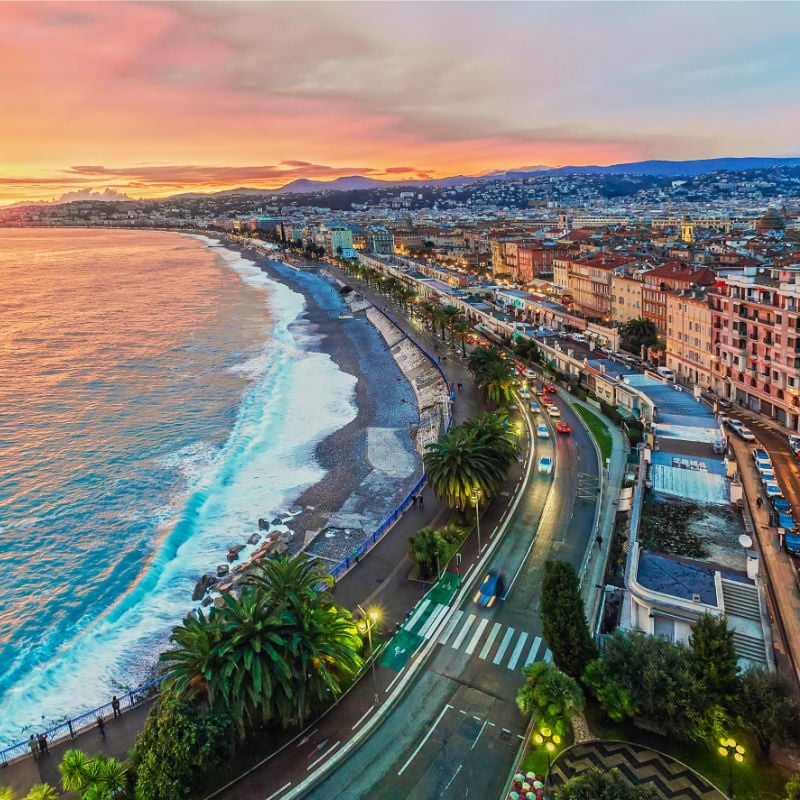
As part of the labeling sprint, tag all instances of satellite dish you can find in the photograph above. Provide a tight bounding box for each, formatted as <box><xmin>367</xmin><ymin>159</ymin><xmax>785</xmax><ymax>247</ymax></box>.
<box><xmin>739</xmin><ymin>534</ymin><xmax>753</xmax><ymax>549</ymax></box>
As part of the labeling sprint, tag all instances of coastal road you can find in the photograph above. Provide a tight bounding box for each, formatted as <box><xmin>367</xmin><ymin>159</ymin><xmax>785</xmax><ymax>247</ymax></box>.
<box><xmin>301</xmin><ymin>397</ymin><xmax>599</xmax><ymax>800</ymax></box>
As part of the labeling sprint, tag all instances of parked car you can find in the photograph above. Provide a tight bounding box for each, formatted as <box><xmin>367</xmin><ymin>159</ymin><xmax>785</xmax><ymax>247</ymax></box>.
<box><xmin>752</xmin><ymin>448</ymin><xmax>771</xmax><ymax>463</ymax></box>
<box><xmin>556</xmin><ymin>422</ymin><xmax>571</xmax><ymax>435</ymax></box>
<box><xmin>726</xmin><ymin>419</ymin><xmax>743</xmax><ymax>433</ymax></box>
<box><xmin>777</xmin><ymin>512</ymin><xmax>796</xmax><ymax>532</ymax></box>
<box><xmin>789</xmin><ymin>435</ymin><xmax>800</xmax><ymax>450</ymax></box>
<box><xmin>474</xmin><ymin>571</ymin><xmax>504</xmax><ymax>608</ymax></box>
<box><xmin>538</xmin><ymin>455</ymin><xmax>554</xmax><ymax>475</ymax></box>
<box><xmin>737</xmin><ymin>426</ymin><xmax>756</xmax><ymax>442</ymax></box>
<box><xmin>548</xmin><ymin>406</ymin><xmax>561</xmax><ymax>418</ymax></box>
<box><xmin>760</xmin><ymin>469</ymin><xmax>776</xmax><ymax>484</ymax></box>
<box><xmin>536</xmin><ymin>423</ymin><xmax>550</xmax><ymax>438</ymax></box>
<box><xmin>773</xmin><ymin>497</ymin><xmax>793</xmax><ymax>516</ymax></box>
<box><xmin>764</xmin><ymin>481</ymin><xmax>784</xmax><ymax>499</ymax></box>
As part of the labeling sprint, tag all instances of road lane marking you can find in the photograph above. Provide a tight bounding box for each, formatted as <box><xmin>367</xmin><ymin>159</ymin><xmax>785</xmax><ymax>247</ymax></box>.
<box><xmin>470</xmin><ymin>719</ymin><xmax>489</xmax><ymax>751</ymax></box>
<box><xmin>543</xmin><ymin>649</ymin><xmax>553</xmax><ymax>663</ymax></box>
<box><xmin>465</xmin><ymin>618</ymin><xmax>489</xmax><ymax>655</ymax></box>
<box><xmin>264</xmin><ymin>782</ymin><xmax>291</xmax><ymax>800</ymax></box>
<box><xmin>351</xmin><ymin>705</ymin><xmax>375</xmax><ymax>730</ymax></box>
<box><xmin>438</xmin><ymin>610</ymin><xmax>463</xmax><ymax>645</ymax></box>
<box><xmin>451</xmin><ymin>614</ymin><xmax>476</xmax><ymax>649</ymax></box>
<box><xmin>524</xmin><ymin>636</ymin><xmax>543</xmax><ymax>667</ymax></box>
<box><xmin>397</xmin><ymin>704</ymin><xmax>453</xmax><ymax>776</ymax></box>
<box><xmin>296</xmin><ymin>728</ymin><xmax>318</xmax><ymax>747</ymax></box>
<box><xmin>479</xmin><ymin>622</ymin><xmax>502</xmax><ymax>660</ymax></box>
<box><xmin>493</xmin><ymin>628</ymin><xmax>515</xmax><ymax>665</ymax></box>
<box><xmin>507</xmin><ymin>632</ymin><xmax>529</xmax><ymax>670</ymax></box>
<box><xmin>307</xmin><ymin>741</ymin><xmax>340</xmax><ymax>771</ymax></box>
<box><xmin>418</xmin><ymin>603</ymin><xmax>448</xmax><ymax>637</ymax></box>
<box><xmin>404</xmin><ymin>599</ymin><xmax>430</xmax><ymax>632</ymax></box>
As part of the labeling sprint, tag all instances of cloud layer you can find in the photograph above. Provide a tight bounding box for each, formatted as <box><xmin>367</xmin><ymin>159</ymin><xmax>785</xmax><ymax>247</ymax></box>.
<box><xmin>1</xmin><ymin>1</ymin><xmax>798</xmax><ymax>203</ymax></box>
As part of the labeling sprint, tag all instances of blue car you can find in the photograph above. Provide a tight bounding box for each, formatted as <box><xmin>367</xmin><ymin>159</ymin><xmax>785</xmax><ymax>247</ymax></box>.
<box><xmin>785</xmin><ymin>532</ymin><xmax>800</xmax><ymax>556</ymax></box>
<box><xmin>777</xmin><ymin>512</ymin><xmax>796</xmax><ymax>532</ymax></box>
<box><xmin>473</xmin><ymin>571</ymin><xmax>505</xmax><ymax>608</ymax></box>
<box><xmin>773</xmin><ymin>497</ymin><xmax>793</xmax><ymax>516</ymax></box>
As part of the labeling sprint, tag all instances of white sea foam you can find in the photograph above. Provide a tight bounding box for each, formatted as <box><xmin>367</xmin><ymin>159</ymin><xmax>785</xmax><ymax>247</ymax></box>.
<box><xmin>0</xmin><ymin>240</ymin><xmax>358</xmax><ymax>745</ymax></box>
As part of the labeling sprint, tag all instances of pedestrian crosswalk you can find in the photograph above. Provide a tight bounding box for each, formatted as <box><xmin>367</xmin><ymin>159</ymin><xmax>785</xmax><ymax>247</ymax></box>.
<box><xmin>429</xmin><ymin>609</ymin><xmax>551</xmax><ymax>671</ymax></box>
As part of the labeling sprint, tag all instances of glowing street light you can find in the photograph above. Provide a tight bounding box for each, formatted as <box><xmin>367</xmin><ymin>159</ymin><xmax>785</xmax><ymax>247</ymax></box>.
<box><xmin>357</xmin><ymin>605</ymin><xmax>381</xmax><ymax>707</ymax></box>
<box><xmin>533</xmin><ymin>725</ymin><xmax>562</xmax><ymax>773</ymax></box>
<box><xmin>471</xmin><ymin>486</ymin><xmax>483</xmax><ymax>554</ymax></box>
<box><xmin>718</xmin><ymin>737</ymin><xmax>745</xmax><ymax>797</ymax></box>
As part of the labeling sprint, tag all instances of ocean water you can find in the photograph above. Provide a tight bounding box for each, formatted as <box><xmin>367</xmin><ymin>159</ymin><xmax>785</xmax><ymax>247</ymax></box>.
<box><xmin>0</xmin><ymin>229</ymin><xmax>356</xmax><ymax>744</ymax></box>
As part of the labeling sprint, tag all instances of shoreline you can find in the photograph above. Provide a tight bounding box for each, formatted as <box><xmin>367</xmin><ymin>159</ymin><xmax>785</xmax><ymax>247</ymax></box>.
<box><xmin>211</xmin><ymin>241</ymin><xmax>441</xmax><ymax>583</ymax></box>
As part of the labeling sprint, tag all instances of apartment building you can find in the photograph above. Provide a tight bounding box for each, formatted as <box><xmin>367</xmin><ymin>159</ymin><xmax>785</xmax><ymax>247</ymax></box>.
<box><xmin>710</xmin><ymin>265</ymin><xmax>800</xmax><ymax>430</ymax></box>
<box><xmin>611</xmin><ymin>270</ymin><xmax>644</xmax><ymax>325</ymax></box>
<box><xmin>641</xmin><ymin>262</ymin><xmax>716</xmax><ymax>335</ymax></box>
<box><xmin>665</xmin><ymin>291</ymin><xmax>713</xmax><ymax>389</ymax></box>
<box><xmin>563</xmin><ymin>252</ymin><xmax>637</xmax><ymax>321</ymax></box>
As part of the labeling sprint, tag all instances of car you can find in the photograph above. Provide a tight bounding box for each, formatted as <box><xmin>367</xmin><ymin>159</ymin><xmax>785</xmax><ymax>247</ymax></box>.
<box><xmin>785</xmin><ymin>532</ymin><xmax>800</xmax><ymax>556</ymax></box>
<box><xmin>737</xmin><ymin>426</ymin><xmax>756</xmax><ymax>442</ymax></box>
<box><xmin>755</xmin><ymin>459</ymin><xmax>773</xmax><ymax>475</ymax></box>
<box><xmin>529</xmin><ymin>401</ymin><xmax>542</xmax><ymax>414</ymax></box>
<box><xmin>773</xmin><ymin>497</ymin><xmax>793</xmax><ymax>515</ymax></box>
<box><xmin>556</xmin><ymin>422</ymin><xmax>571</xmax><ymax>434</ymax></box>
<box><xmin>541</xmin><ymin>396</ymin><xmax>555</xmax><ymax>407</ymax></box>
<box><xmin>764</xmin><ymin>481</ymin><xmax>784</xmax><ymax>499</ymax></box>
<box><xmin>474</xmin><ymin>571</ymin><xmax>503</xmax><ymax>608</ymax></box>
<box><xmin>760</xmin><ymin>469</ymin><xmax>776</xmax><ymax>484</ymax></box>
<box><xmin>536</xmin><ymin>423</ymin><xmax>550</xmax><ymax>438</ymax></box>
<box><xmin>752</xmin><ymin>448</ymin><xmax>771</xmax><ymax>463</ymax></box>
<box><xmin>789</xmin><ymin>435</ymin><xmax>800</xmax><ymax>450</ymax></box>
<box><xmin>726</xmin><ymin>419</ymin><xmax>743</xmax><ymax>433</ymax></box>
<box><xmin>538</xmin><ymin>455</ymin><xmax>554</xmax><ymax>474</ymax></box>
<box><xmin>543</xmin><ymin>384</ymin><xmax>557</xmax><ymax>394</ymax></box>
<box><xmin>519</xmin><ymin>388</ymin><xmax>531</xmax><ymax>399</ymax></box>
<box><xmin>548</xmin><ymin>406</ymin><xmax>561</xmax><ymax>418</ymax></box>
<box><xmin>777</xmin><ymin>512</ymin><xmax>796</xmax><ymax>532</ymax></box>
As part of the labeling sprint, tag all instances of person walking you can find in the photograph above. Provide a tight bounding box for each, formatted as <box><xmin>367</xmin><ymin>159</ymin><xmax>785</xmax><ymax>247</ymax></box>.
<box><xmin>756</xmin><ymin>496</ymin><xmax>763</xmax><ymax>509</ymax></box>
<box><xmin>97</xmin><ymin>716</ymin><xmax>105</xmax><ymax>739</ymax></box>
<box><xmin>111</xmin><ymin>696</ymin><xmax>121</xmax><ymax>718</ymax></box>
<box><xmin>418</xmin><ymin>494</ymin><xmax>424</xmax><ymax>509</ymax></box>
<box><xmin>29</xmin><ymin>735</ymin><xmax>38</xmax><ymax>760</ymax></box>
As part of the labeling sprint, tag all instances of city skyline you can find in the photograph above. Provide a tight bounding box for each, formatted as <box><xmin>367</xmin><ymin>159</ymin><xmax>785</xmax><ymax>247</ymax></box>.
<box><xmin>2</xmin><ymin>0</ymin><xmax>799</xmax><ymax>205</ymax></box>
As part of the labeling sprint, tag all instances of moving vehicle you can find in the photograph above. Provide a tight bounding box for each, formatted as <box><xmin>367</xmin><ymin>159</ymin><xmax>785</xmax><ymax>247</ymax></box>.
<box><xmin>656</xmin><ymin>366</ymin><xmax>675</xmax><ymax>381</ymax></box>
<box><xmin>529</xmin><ymin>401</ymin><xmax>542</xmax><ymax>414</ymax></box>
<box><xmin>548</xmin><ymin>406</ymin><xmax>561</xmax><ymax>418</ymax></box>
<box><xmin>543</xmin><ymin>384</ymin><xmax>557</xmax><ymax>394</ymax></box>
<box><xmin>736</xmin><ymin>426</ymin><xmax>756</xmax><ymax>442</ymax></box>
<box><xmin>541</xmin><ymin>396</ymin><xmax>555</xmax><ymax>407</ymax></box>
<box><xmin>556</xmin><ymin>422</ymin><xmax>571</xmax><ymax>435</ymax></box>
<box><xmin>536</xmin><ymin>423</ymin><xmax>550</xmax><ymax>438</ymax></box>
<box><xmin>474</xmin><ymin>571</ymin><xmax>504</xmax><ymax>608</ymax></box>
<box><xmin>538</xmin><ymin>455</ymin><xmax>554</xmax><ymax>474</ymax></box>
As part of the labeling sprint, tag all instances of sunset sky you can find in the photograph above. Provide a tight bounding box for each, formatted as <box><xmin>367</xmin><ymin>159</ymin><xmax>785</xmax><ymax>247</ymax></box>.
<box><xmin>2</xmin><ymin>1</ymin><xmax>799</xmax><ymax>205</ymax></box>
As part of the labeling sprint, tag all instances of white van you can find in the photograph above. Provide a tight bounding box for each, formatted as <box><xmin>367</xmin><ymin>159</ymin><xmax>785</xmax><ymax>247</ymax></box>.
<box><xmin>657</xmin><ymin>367</ymin><xmax>675</xmax><ymax>381</ymax></box>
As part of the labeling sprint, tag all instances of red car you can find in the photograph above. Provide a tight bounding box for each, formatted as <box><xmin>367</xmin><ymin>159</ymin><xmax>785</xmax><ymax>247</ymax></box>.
<box><xmin>556</xmin><ymin>422</ymin><xmax>571</xmax><ymax>435</ymax></box>
<box><xmin>543</xmin><ymin>384</ymin><xmax>557</xmax><ymax>394</ymax></box>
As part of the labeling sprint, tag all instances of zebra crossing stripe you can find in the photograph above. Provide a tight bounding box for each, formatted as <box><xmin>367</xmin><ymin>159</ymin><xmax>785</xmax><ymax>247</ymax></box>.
<box><xmin>404</xmin><ymin>599</ymin><xmax>430</xmax><ymax>633</ymax></box>
<box><xmin>524</xmin><ymin>636</ymin><xmax>542</xmax><ymax>667</ymax></box>
<box><xmin>418</xmin><ymin>604</ymin><xmax>448</xmax><ymax>638</ymax></box>
<box><xmin>478</xmin><ymin>622</ymin><xmax>502</xmax><ymax>660</ymax></box>
<box><xmin>451</xmin><ymin>614</ymin><xmax>476</xmax><ymax>650</ymax></box>
<box><xmin>493</xmin><ymin>628</ymin><xmax>515</xmax><ymax>665</ymax></box>
<box><xmin>438</xmin><ymin>610</ymin><xmax>463</xmax><ymax>645</ymax></box>
<box><xmin>507</xmin><ymin>632</ymin><xmax>529</xmax><ymax>671</ymax></box>
<box><xmin>465</xmin><ymin>618</ymin><xmax>489</xmax><ymax>656</ymax></box>
<box><xmin>543</xmin><ymin>649</ymin><xmax>553</xmax><ymax>663</ymax></box>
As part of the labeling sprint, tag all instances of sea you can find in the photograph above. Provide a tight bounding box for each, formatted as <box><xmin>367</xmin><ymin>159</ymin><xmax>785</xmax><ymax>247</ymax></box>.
<box><xmin>0</xmin><ymin>229</ymin><xmax>357</xmax><ymax>746</ymax></box>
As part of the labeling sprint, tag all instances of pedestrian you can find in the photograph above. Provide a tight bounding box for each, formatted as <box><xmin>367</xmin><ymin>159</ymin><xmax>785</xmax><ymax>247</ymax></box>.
<box><xmin>111</xmin><ymin>695</ymin><xmax>121</xmax><ymax>718</ymax></box>
<box><xmin>67</xmin><ymin>718</ymin><xmax>75</xmax><ymax>739</ymax></box>
<box><xmin>97</xmin><ymin>716</ymin><xmax>105</xmax><ymax>739</ymax></box>
<box><xmin>37</xmin><ymin>731</ymin><xmax>48</xmax><ymax>755</ymax></box>
<box><xmin>411</xmin><ymin>495</ymin><xmax>417</xmax><ymax>508</ymax></box>
<box><xmin>29</xmin><ymin>735</ymin><xmax>38</xmax><ymax>760</ymax></box>
<box><xmin>595</xmin><ymin>534</ymin><xmax>603</xmax><ymax>549</ymax></box>
<box><xmin>352</xmin><ymin>548</ymin><xmax>359</xmax><ymax>564</ymax></box>
<box><xmin>418</xmin><ymin>494</ymin><xmax>424</xmax><ymax>509</ymax></box>
<box><xmin>756</xmin><ymin>496</ymin><xmax>763</xmax><ymax>509</ymax></box>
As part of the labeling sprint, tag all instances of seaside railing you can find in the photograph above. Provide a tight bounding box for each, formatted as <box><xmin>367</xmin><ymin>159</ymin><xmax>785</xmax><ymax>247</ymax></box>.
<box><xmin>0</xmin><ymin>292</ymin><xmax>450</xmax><ymax>769</ymax></box>
<box><xmin>0</xmin><ymin>676</ymin><xmax>164</xmax><ymax>768</ymax></box>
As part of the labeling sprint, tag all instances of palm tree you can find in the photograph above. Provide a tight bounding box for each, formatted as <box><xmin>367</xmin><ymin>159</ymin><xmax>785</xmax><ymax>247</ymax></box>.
<box><xmin>442</xmin><ymin>305</ymin><xmax>462</xmax><ymax>342</ymax></box>
<box><xmin>517</xmin><ymin>661</ymin><xmax>585</xmax><ymax>738</ymax></box>
<box><xmin>408</xmin><ymin>528</ymin><xmax>446</xmax><ymax>579</ymax></box>
<box><xmin>59</xmin><ymin>750</ymin><xmax>127</xmax><ymax>800</ymax></box>
<box><xmin>621</xmin><ymin>317</ymin><xmax>658</xmax><ymax>355</ymax></box>
<box><xmin>451</xmin><ymin>318</ymin><xmax>471</xmax><ymax>357</ymax></box>
<box><xmin>479</xmin><ymin>359</ymin><xmax>516</xmax><ymax>407</ymax></box>
<box><xmin>246</xmin><ymin>553</ymin><xmax>333</xmax><ymax>610</ymax></box>
<box><xmin>160</xmin><ymin>608</ymin><xmax>223</xmax><ymax>705</ymax></box>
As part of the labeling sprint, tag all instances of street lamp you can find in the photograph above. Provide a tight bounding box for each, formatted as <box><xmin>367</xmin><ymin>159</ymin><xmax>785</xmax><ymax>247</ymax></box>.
<box><xmin>357</xmin><ymin>605</ymin><xmax>381</xmax><ymax>707</ymax></box>
<box><xmin>533</xmin><ymin>725</ymin><xmax>562</xmax><ymax>773</ymax></box>
<box><xmin>718</xmin><ymin>737</ymin><xmax>745</xmax><ymax>797</ymax></box>
<box><xmin>471</xmin><ymin>486</ymin><xmax>483</xmax><ymax>554</ymax></box>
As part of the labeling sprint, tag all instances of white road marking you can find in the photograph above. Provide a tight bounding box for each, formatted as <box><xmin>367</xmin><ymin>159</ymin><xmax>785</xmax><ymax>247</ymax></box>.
<box><xmin>438</xmin><ymin>610</ymin><xmax>463</xmax><ymax>645</ymax></box>
<box><xmin>507</xmin><ymin>632</ymin><xmax>529</xmax><ymax>670</ymax></box>
<box><xmin>470</xmin><ymin>719</ymin><xmax>489</xmax><ymax>751</ymax></box>
<box><xmin>479</xmin><ymin>622</ymin><xmax>502</xmax><ymax>660</ymax></box>
<box><xmin>465</xmin><ymin>618</ymin><xmax>489</xmax><ymax>655</ymax></box>
<box><xmin>404</xmin><ymin>599</ymin><xmax>430</xmax><ymax>633</ymax></box>
<box><xmin>264</xmin><ymin>782</ymin><xmax>291</xmax><ymax>800</ymax></box>
<box><xmin>397</xmin><ymin>704</ymin><xmax>453</xmax><ymax>776</ymax></box>
<box><xmin>418</xmin><ymin>604</ymin><xmax>448</xmax><ymax>637</ymax></box>
<box><xmin>351</xmin><ymin>705</ymin><xmax>375</xmax><ymax>730</ymax></box>
<box><xmin>543</xmin><ymin>649</ymin><xmax>553</xmax><ymax>663</ymax></box>
<box><xmin>492</xmin><ymin>628</ymin><xmax>515</xmax><ymax>665</ymax></box>
<box><xmin>524</xmin><ymin>636</ymin><xmax>543</xmax><ymax>667</ymax></box>
<box><xmin>451</xmin><ymin>614</ymin><xmax>476</xmax><ymax>649</ymax></box>
<box><xmin>307</xmin><ymin>740</ymin><xmax>340</xmax><ymax>771</ymax></box>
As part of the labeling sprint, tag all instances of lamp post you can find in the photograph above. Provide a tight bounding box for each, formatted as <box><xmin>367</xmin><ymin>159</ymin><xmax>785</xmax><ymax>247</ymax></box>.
<box><xmin>471</xmin><ymin>486</ymin><xmax>483</xmax><ymax>555</ymax></box>
<box><xmin>533</xmin><ymin>725</ymin><xmax>562</xmax><ymax>774</ymax></box>
<box><xmin>357</xmin><ymin>605</ymin><xmax>381</xmax><ymax>707</ymax></box>
<box><xmin>718</xmin><ymin>737</ymin><xmax>745</xmax><ymax>797</ymax></box>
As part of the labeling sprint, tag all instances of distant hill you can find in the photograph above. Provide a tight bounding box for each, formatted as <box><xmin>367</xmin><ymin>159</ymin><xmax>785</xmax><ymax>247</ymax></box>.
<box><xmin>275</xmin><ymin>174</ymin><xmax>477</xmax><ymax>194</ymax></box>
<box><xmin>503</xmin><ymin>156</ymin><xmax>800</xmax><ymax>179</ymax></box>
